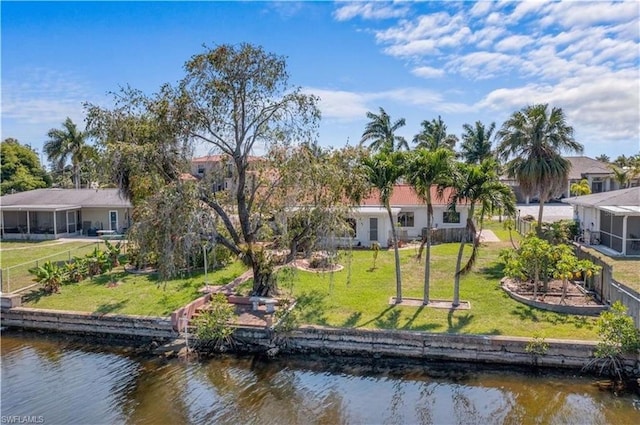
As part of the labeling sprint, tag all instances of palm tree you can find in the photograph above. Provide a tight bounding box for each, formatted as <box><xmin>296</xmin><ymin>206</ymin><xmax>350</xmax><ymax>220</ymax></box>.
<box><xmin>595</xmin><ymin>154</ymin><xmax>610</xmax><ymax>163</ymax></box>
<box><xmin>460</xmin><ymin>121</ymin><xmax>495</xmax><ymax>164</ymax></box>
<box><xmin>44</xmin><ymin>117</ymin><xmax>92</xmax><ymax>189</ymax></box>
<box><xmin>361</xmin><ymin>151</ymin><xmax>405</xmax><ymax>303</ymax></box>
<box><xmin>413</xmin><ymin>116</ymin><xmax>458</xmax><ymax>151</ymax></box>
<box><xmin>360</xmin><ymin>107</ymin><xmax>408</xmax><ymax>153</ymax></box>
<box><xmin>449</xmin><ymin>160</ymin><xmax>516</xmax><ymax>307</ymax></box>
<box><xmin>406</xmin><ymin>148</ymin><xmax>454</xmax><ymax>305</ymax></box>
<box><xmin>496</xmin><ymin>104</ymin><xmax>583</xmax><ymax>235</ymax></box>
<box><xmin>610</xmin><ymin>166</ymin><xmax>630</xmax><ymax>189</ymax></box>
<box><xmin>570</xmin><ymin>178</ymin><xmax>591</xmax><ymax>196</ymax></box>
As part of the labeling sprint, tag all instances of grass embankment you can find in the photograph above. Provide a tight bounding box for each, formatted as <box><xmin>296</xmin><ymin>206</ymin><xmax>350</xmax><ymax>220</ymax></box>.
<box><xmin>22</xmin><ymin>262</ymin><xmax>247</xmax><ymax>316</ymax></box>
<box><xmin>0</xmin><ymin>240</ymin><xmax>108</xmax><ymax>292</ymax></box>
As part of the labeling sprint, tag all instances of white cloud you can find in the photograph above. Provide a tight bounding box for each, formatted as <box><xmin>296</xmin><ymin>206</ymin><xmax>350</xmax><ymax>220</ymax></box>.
<box><xmin>469</xmin><ymin>1</ymin><xmax>494</xmax><ymax>18</ymax></box>
<box><xmin>448</xmin><ymin>51</ymin><xmax>523</xmax><ymax>80</ymax></box>
<box><xmin>305</xmin><ymin>88</ymin><xmax>369</xmax><ymax>121</ymax></box>
<box><xmin>411</xmin><ymin>66</ymin><xmax>445</xmax><ymax>79</ymax></box>
<box><xmin>494</xmin><ymin>34</ymin><xmax>535</xmax><ymax>52</ymax></box>
<box><xmin>542</xmin><ymin>1</ymin><xmax>640</xmax><ymax>28</ymax></box>
<box><xmin>333</xmin><ymin>2</ymin><xmax>409</xmax><ymax>21</ymax></box>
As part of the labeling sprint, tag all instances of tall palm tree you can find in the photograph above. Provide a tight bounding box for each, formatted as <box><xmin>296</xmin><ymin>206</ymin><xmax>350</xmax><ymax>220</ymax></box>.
<box><xmin>448</xmin><ymin>160</ymin><xmax>516</xmax><ymax>307</ymax></box>
<box><xmin>44</xmin><ymin>117</ymin><xmax>92</xmax><ymax>189</ymax></box>
<box><xmin>406</xmin><ymin>148</ymin><xmax>454</xmax><ymax>305</ymax></box>
<box><xmin>361</xmin><ymin>151</ymin><xmax>405</xmax><ymax>303</ymax></box>
<box><xmin>460</xmin><ymin>121</ymin><xmax>495</xmax><ymax>164</ymax></box>
<box><xmin>595</xmin><ymin>154</ymin><xmax>610</xmax><ymax>163</ymax></box>
<box><xmin>360</xmin><ymin>107</ymin><xmax>408</xmax><ymax>153</ymax></box>
<box><xmin>413</xmin><ymin>116</ymin><xmax>458</xmax><ymax>151</ymax></box>
<box><xmin>496</xmin><ymin>104</ymin><xmax>583</xmax><ymax>235</ymax></box>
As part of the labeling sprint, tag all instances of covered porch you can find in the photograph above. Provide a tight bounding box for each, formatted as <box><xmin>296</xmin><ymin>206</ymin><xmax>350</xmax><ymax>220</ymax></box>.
<box><xmin>1</xmin><ymin>205</ymin><xmax>82</xmax><ymax>240</ymax></box>
<box><xmin>598</xmin><ymin>206</ymin><xmax>640</xmax><ymax>256</ymax></box>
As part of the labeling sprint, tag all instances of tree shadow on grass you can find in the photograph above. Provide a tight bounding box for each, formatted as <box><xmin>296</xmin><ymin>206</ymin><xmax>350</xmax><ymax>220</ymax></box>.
<box><xmin>341</xmin><ymin>311</ymin><xmax>362</xmax><ymax>328</ymax></box>
<box><xmin>93</xmin><ymin>299</ymin><xmax>128</xmax><ymax>315</ymax></box>
<box><xmin>510</xmin><ymin>305</ymin><xmax>595</xmax><ymax>330</ymax></box>
<box><xmin>296</xmin><ymin>290</ymin><xmax>329</xmax><ymax>326</ymax></box>
<box><xmin>375</xmin><ymin>309</ymin><xmax>402</xmax><ymax>328</ymax></box>
<box><xmin>447</xmin><ymin>309</ymin><xmax>474</xmax><ymax>333</ymax></box>
<box><xmin>511</xmin><ymin>305</ymin><xmax>541</xmax><ymax>322</ymax></box>
<box><xmin>359</xmin><ymin>305</ymin><xmax>395</xmax><ymax>327</ymax></box>
<box><xmin>402</xmin><ymin>306</ymin><xmax>441</xmax><ymax>332</ymax></box>
<box><xmin>21</xmin><ymin>288</ymin><xmax>49</xmax><ymax>304</ymax></box>
<box><xmin>479</xmin><ymin>262</ymin><xmax>505</xmax><ymax>280</ymax></box>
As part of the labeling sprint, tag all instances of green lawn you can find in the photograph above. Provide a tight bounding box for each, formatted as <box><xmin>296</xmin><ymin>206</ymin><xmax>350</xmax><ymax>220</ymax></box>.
<box><xmin>1</xmin><ymin>240</ymin><xmax>109</xmax><ymax>292</ymax></box>
<box><xmin>280</xmin><ymin>240</ymin><xmax>599</xmax><ymax>340</ymax></box>
<box><xmin>22</xmin><ymin>262</ymin><xmax>247</xmax><ymax>316</ymax></box>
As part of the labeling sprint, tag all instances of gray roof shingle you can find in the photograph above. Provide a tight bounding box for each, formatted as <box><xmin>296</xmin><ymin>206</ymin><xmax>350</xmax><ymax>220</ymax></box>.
<box><xmin>0</xmin><ymin>189</ymin><xmax>131</xmax><ymax>209</ymax></box>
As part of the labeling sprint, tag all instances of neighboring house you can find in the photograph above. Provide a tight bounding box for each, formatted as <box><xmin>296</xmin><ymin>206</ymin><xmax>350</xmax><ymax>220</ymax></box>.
<box><xmin>563</xmin><ymin>187</ymin><xmax>640</xmax><ymax>257</ymax></box>
<box><xmin>502</xmin><ymin>156</ymin><xmax>619</xmax><ymax>203</ymax></box>
<box><xmin>0</xmin><ymin>188</ymin><xmax>132</xmax><ymax>240</ymax></box>
<box><xmin>350</xmin><ymin>185</ymin><xmax>469</xmax><ymax>248</ymax></box>
<box><xmin>191</xmin><ymin>155</ymin><xmax>264</xmax><ymax>192</ymax></box>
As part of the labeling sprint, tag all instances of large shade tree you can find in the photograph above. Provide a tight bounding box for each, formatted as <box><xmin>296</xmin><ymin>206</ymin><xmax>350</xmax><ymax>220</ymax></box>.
<box><xmin>448</xmin><ymin>159</ymin><xmax>516</xmax><ymax>307</ymax></box>
<box><xmin>90</xmin><ymin>44</ymin><xmax>320</xmax><ymax>296</ymax></box>
<box><xmin>497</xmin><ymin>104</ymin><xmax>583</xmax><ymax>235</ymax></box>
<box><xmin>44</xmin><ymin>117</ymin><xmax>96</xmax><ymax>189</ymax></box>
<box><xmin>460</xmin><ymin>121</ymin><xmax>495</xmax><ymax>164</ymax></box>
<box><xmin>361</xmin><ymin>151</ymin><xmax>405</xmax><ymax>303</ymax></box>
<box><xmin>1</xmin><ymin>138</ymin><xmax>51</xmax><ymax>194</ymax></box>
<box><xmin>413</xmin><ymin>116</ymin><xmax>458</xmax><ymax>151</ymax></box>
<box><xmin>405</xmin><ymin>147</ymin><xmax>454</xmax><ymax>305</ymax></box>
<box><xmin>360</xmin><ymin>107</ymin><xmax>408</xmax><ymax>153</ymax></box>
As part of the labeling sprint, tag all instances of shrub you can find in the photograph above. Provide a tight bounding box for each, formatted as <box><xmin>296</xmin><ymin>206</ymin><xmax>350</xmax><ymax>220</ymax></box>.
<box><xmin>29</xmin><ymin>261</ymin><xmax>64</xmax><ymax>293</ymax></box>
<box><xmin>192</xmin><ymin>293</ymin><xmax>235</xmax><ymax>351</ymax></box>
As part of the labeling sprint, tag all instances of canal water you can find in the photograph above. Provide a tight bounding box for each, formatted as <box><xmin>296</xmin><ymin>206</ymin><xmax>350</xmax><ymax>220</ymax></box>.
<box><xmin>1</xmin><ymin>331</ymin><xmax>638</xmax><ymax>425</ymax></box>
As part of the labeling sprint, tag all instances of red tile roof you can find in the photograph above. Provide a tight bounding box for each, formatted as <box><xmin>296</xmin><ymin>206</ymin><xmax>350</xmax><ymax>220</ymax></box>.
<box><xmin>361</xmin><ymin>184</ymin><xmax>456</xmax><ymax>206</ymax></box>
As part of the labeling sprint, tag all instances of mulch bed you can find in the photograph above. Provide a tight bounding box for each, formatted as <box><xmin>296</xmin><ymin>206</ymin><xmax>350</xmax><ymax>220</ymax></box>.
<box><xmin>502</xmin><ymin>278</ymin><xmax>603</xmax><ymax>306</ymax></box>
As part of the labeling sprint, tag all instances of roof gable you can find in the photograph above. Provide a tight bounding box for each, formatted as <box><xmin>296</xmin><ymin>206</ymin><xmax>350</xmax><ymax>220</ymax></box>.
<box><xmin>566</xmin><ymin>156</ymin><xmax>614</xmax><ymax>180</ymax></box>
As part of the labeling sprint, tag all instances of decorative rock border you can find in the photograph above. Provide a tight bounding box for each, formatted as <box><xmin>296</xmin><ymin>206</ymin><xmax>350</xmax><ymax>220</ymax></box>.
<box><xmin>501</xmin><ymin>279</ymin><xmax>608</xmax><ymax>316</ymax></box>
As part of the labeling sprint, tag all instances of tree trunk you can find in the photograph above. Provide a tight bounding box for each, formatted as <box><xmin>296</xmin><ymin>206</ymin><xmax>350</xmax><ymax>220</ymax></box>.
<box><xmin>423</xmin><ymin>204</ymin><xmax>433</xmax><ymax>305</ymax></box>
<box><xmin>533</xmin><ymin>267</ymin><xmax>539</xmax><ymax>299</ymax></box>
<box><xmin>453</xmin><ymin>234</ymin><xmax>466</xmax><ymax>307</ymax></box>
<box><xmin>560</xmin><ymin>278</ymin><xmax>568</xmax><ymax>304</ymax></box>
<box><xmin>536</xmin><ymin>196</ymin><xmax>546</xmax><ymax>236</ymax></box>
<box><xmin>386</xmin><ymin>205</ymin><xmax>402</xmax><ymax>303</ymax></box>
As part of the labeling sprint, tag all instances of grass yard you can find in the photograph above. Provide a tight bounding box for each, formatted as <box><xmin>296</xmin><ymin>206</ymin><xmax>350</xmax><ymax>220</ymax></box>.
<box><xmin>1</xmin><ymin>240</ymin><xmax>110</xmax><ymax>292</ymax></box>
<box><xmin>280</xmin><ymin>240</ymin><xmax>599</xmax><ymax>340</ymax></box>
<box><xmin>22</xmin><ymin>261</ymin><xmax>247</xmax><ymax>316</ymax></box>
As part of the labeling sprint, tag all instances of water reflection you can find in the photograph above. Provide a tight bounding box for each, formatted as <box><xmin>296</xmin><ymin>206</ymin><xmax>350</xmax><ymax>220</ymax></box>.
<box><xmin>1</xmin><ymin>332</ymin><xmax>638</xmax><ymax>425</ymax></box>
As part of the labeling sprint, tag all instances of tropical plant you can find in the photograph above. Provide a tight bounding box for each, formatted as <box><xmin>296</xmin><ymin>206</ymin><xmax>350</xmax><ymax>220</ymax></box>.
<box><xmin>361</xmin><ymin>151</ymin><xmax>405</xmax><ymax>303</ymax></box>
<box><xmin>63</xmin><ymin>260</ymin><xmax>87</xmax><ymax>284</ymax></box>
<box><xmin>192</xmin><ymin>293</ymin><xmax>236</xmax><ymax>352</ymax></box>
<box><xmin>85</xmin><ymin>248</ymin><xmax>110</xmax><ymax>277</ymax></box>
<box><xmin>104</xmin><ymin>240</ymin><xmax>122</xmax><ymax>267</ymax></box>
<box><xmin>595</xmin><ymin>154</ymin><xmax>610</xmax><ymax>163</ymax></box>
<box><xmin>459</xmin><ymin>121</ymin><xmax>495</xmax><ymax>164</ymax></box>
<box><xmin>413</xmin><ymin>116</ymin><xmax>458</xmax><ymax>151</ymax></box>
<box><xmin>44</xmin><ymin>117</ymin><xmax>96</xmax><ymax>189</ymax></box>
<box><xmin>570</xmin><ymin>178</ymin><xmax>591</xmax><ymax>196</ymax></box>
<box><xmin>501</xmin><ymin>234</ymin><xmax>554</xmax><ymax>299</ymax></box>
<box><xmin>551</xmin><ymin>244</ymin><xmax>601</xmax><ymax>304</ymax></box>
<box><xmin>405</xmin><ymin>147</ymin><xmax>454</xmax><ymax>304</ymax></box>
<box><xmin>29</xmin><ymin>261</ymin><xmax>64</xmax><ymax>293</ymax></box>
<box><xmin>360</xmin><ymin>107</ymin><xmax>408</xmax><ymax>153</ymax></box>
<box><xmin>586</xmin><ymin>301</ymin><xmax>640</xmax><ymax>382</ymax></box>
<box><xmin>449</xmin><ymin>159</ymin><xmax>516</xmax><ymax>306</ymax></box>
<box><xmin>497</xmin><ymin>104</ymin><xmax>583</xmax><ymax>235</ymax></box>
<box><xmin>610</xmin><ymin>166</ymin><xmax>631</xmax><ymax>189</ymax></box>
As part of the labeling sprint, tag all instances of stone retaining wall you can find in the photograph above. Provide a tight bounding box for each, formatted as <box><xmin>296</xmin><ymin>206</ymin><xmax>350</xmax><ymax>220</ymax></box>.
<box><xmin>233</xmin><ymin>326</ymin><xmax>608</xmax><ymax>370</ymax></box>
<box><xmin>1</xmin><ymin>307</ymin><xmax>178</xmax><ymax>341</ymax></box>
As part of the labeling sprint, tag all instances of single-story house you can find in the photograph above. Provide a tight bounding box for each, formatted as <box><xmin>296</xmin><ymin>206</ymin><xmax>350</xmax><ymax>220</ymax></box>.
<box><xmin>563</xmin><ymin>187</ymin><xmax>640</xmax><ymax>256</ymax></box>
<box><xmin>0</xmin><ymin>188</ymin><xmax>132</xmax><ymax>240</ymax></box>
<box><xmin>350</xmin><ymin>185</ymin><xmax>469</xmax><ymax>248</ymax></box>
<box><xmin>502</xmin><ymin>156</ymin><xmax>620</xmax><ymax>203</ymax></box>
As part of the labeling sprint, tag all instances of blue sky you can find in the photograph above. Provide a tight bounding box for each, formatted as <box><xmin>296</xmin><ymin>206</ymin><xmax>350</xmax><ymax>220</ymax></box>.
<box><xmin>2</xmin><ymin>1</ymin><xmax>639</xmax><ymax>164</ymax></box>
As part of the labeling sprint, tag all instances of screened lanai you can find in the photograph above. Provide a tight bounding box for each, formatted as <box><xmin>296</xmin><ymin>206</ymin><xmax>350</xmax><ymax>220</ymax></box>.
<box><xmin>1</xmin><ymin>205</ymin><xmax>82</xmax><ymax>240</ymax></box>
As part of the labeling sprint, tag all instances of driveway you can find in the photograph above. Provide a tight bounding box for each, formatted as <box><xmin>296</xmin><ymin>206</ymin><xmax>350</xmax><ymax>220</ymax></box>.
<box><xmin>516</xmin><ymin>203</ymin><xmax>574</xmax><ymax>222</ymax></box>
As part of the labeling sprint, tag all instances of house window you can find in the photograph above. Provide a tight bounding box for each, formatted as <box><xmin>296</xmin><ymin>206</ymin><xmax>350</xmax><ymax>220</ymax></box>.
<box><xmin>397</xmin><ymin>212</ymin><xmax>414</xmax><ymax>227</ymax></box>
<box><xmin>591</xmin><ymin>178</ymin><xmax>603</xmax><ymax>193</ymax></box>
<box><xmin>197</xmin><ymin>165</ymin><xmax>205</xmax><ymax>175</ymax></box>
<box><xmin>443</xmin><ymin>211</ymin><xmax>460</xmax><ymax>224</ymax></box>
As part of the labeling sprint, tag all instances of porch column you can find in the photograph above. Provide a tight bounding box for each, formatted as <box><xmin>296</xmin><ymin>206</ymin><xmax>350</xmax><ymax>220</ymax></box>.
<box><xmin>622</xmin><ymin>215</ymin><xmax>628</xmax><ymax>256</ymax></box>
<box><xmin>53</xmin><ymin>211</ymin><xmax>57</xmax><ymax>239</ymax></box>
<box><xmin>26</xmin><ymin>211</ymin><xmax>30</xmax><ymax>234</ymax></box>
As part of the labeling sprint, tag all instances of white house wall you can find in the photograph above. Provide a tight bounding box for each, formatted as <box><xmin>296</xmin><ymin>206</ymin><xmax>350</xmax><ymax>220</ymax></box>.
<box><xmin>81</xmin><ymin>207</ymin><xmax>131</xmax><ymax>233</ymax></box>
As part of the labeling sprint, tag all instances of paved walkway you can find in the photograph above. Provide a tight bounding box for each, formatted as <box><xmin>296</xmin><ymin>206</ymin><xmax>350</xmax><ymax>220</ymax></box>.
<box><xmin>477</xmin><ymin>229</ymin><xmax>500</xmax><ymax>242</ymax></box>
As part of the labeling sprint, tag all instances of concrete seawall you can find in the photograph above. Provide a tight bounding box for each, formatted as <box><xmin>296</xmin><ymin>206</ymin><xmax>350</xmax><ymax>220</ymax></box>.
<box><xmin>2</xmin><ymin>307</ymin><xmax>638</xmax><ymax>372</ymax></box>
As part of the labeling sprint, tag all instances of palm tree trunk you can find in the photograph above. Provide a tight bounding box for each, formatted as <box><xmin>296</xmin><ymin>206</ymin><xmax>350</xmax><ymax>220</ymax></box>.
<box><xmin>73</xmin><ymin>164</ymin><xmax>80</xmax><ymax>189</ymax></box>
<box><xmin>453</xmin><ymin>234</ymin><xmax>465</xmax><ymax>307</ymax></box>
<box><xmin>536</xmin><ymin>197</ymin><xmax>546</xmax><ymax>236</ymax></box>
<box><xmin>423</xmin><ymin>204</ymin><xmax>433</xmax><ymax>305</ymax></box>
<box><xmin>387</xmin><ymin>205</ymin><xmax>402</xmax><ymax>303</ymax></box>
